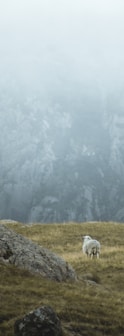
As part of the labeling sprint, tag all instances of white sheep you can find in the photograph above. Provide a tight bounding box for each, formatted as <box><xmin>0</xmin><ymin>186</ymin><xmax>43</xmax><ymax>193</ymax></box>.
<box><xmin>82</xmin><ymin>235</ymin><xmax>101</xmax><ymax>259</ymax></box>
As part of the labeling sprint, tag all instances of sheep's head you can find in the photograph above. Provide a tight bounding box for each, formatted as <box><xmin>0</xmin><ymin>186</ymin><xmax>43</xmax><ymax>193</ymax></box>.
<box><xmin>82</xmin><ymin>235</ymin><xmax>92</xmax><ymax>241</ymax></box>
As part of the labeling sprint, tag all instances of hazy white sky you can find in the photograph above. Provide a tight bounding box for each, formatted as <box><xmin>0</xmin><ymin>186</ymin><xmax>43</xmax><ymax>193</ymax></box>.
<box><xmin>0</xmin><ymin>0</ymin><xmax>124</xmax><ymax>90</ymax></box>
<box><xmin>0</xmin><ymin>0</ymin><xmax>124</xmax><ymax>50</ymax></box>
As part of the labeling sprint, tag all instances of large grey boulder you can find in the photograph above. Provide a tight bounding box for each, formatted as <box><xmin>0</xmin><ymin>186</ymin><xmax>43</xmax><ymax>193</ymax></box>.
<box><xmin>0</xmin><ymin>225</ymin><xmax>77</xmax><ymax>281</ymax></box>
<box><xmin>14</xmin><ymin>305</ymin><xmax>63</xmax><ymax>336</ymax></box>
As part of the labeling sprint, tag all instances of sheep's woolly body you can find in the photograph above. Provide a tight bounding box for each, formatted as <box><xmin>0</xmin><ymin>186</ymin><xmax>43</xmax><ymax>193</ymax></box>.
<box><xmin>82</xmin><ymin>235</ymin><xmax>101</xmax><ymax>259</ymax></box>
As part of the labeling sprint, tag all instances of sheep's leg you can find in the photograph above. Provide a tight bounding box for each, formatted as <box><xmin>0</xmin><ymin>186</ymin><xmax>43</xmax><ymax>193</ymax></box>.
<box><xmin>85</xmin><ymin>251</ymin><xmax>89</xmax><ymax>257</ymax></box>
<box><xmin>90</xmin><ymin>253</ymin><xmax>93</xmax><ymax>259</ymax></box>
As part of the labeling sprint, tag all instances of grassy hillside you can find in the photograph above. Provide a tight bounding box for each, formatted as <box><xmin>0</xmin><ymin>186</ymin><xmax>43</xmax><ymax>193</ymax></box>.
<box><xmin>0</xmin><ymin>221</ymin><xmax>124</xmax><ymax>335</ymax></box>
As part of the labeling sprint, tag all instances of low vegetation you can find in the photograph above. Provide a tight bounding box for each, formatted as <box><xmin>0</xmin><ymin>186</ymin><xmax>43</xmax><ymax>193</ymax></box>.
<box><xmin>0</xmin><ymin>221</ymin><xmax>124</xmax><ymax>335</ymax></box>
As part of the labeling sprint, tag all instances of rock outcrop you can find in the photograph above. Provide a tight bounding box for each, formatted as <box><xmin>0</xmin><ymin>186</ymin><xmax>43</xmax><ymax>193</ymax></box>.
<box><xmin>0</xmin><ymin>225</ymin><xmax>77</xmax><ymax>282</ymax></box>
<box><xmin>14</xmin><ymin>305</ymin><xmax>63</xmax><ymax>336</ymax></box>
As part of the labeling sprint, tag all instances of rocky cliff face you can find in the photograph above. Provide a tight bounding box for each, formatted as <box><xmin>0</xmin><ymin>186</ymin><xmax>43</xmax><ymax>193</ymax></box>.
<box><xmin>0</xmin><ymin>87</ymin><xmax>124</xmax><ymax>223</ymax></box>
<box><xmin>104</xmin><ymin>107</ymin><xmax>124</xmax><ymax>221</ymax></box>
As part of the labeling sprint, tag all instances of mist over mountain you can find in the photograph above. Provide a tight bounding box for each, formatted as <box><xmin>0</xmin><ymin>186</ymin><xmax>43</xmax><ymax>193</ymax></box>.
<box><xmin>0</xmin><ymin>0</ymin><xmax>124</xmax><ymax>223</ymax></box>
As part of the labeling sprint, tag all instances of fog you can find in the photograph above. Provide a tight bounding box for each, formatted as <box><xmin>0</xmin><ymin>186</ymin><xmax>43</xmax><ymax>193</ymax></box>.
<box><xmin>0</xmin><ymin>0</ymin><xmax>124</xmax><ymax>222</ymax></box>
<box><xmin>1</xmin><ymin>0</ymin><xmax>124</xmax><ymax>90</ymax></box>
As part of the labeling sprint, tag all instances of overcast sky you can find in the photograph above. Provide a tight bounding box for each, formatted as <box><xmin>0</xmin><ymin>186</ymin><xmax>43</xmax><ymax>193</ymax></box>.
<box><xmin>0</xmin><ymin>0</ymin><xmax>124</xmax><ymax>91</ymax></box>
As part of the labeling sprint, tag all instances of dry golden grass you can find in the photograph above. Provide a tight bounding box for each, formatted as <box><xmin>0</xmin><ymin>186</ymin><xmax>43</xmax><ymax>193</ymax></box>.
<box><xmin>0</xmin><ymin>221</ymin><xmax>124</xmax><ymax>335</ymax></box>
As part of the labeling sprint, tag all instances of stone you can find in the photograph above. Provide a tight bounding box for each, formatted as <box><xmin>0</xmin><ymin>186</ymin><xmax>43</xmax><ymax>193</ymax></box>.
<box><xmin>0</xmin><ymin>225</ymin><xmax>77</xmax><ymax>282</ymax></box>
<box><xmin>14</xmin><ymin>305</ymin><xmax>63</xmax><ymax>336</ymax></box>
